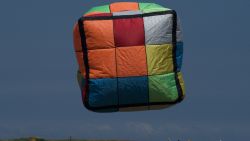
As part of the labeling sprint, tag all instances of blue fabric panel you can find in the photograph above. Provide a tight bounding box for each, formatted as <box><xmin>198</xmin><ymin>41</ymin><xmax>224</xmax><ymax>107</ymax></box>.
<box><xmin>176</xmin><ymin>42</ymin><xmax>184</xmax><ymax>71</ymax></box>
<box><xmin>118</xmin><ymin>76</ymin><xmax>148</xmax><ymax>105</ymax></box>
<box><xmin>88</xmin><ymin>78</ymin><xmax>118</xmax><ymax>108</ymax></box>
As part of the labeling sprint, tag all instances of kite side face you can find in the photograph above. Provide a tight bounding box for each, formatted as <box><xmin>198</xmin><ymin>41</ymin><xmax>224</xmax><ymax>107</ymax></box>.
<box><xmin>73</xmin><ymin>2</ymin><xmax>185</xmax><ymax>112</ymax></box>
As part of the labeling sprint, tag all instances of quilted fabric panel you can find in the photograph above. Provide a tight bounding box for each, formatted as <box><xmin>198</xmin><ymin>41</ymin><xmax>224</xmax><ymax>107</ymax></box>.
<box><xmin>146</xmin><ymin>44</ymin><xmax>174</xmax><ymax>75</ymax></box>
<box><xmin>139</xmin><ymin>3</ymin><xmax>170</xmax><ymax>13</ymax></box>
<box><xmin>176</xmin><ymin>42</ymin><xmax>184</xmax><ymax>71</ymax></box>
<box><xmin>177</xmin><ymin>18</ymin><xmax>183</xmax><ymax>42</ymax></box>
<box><xmin>88</xmin><ymin>49</ymin><xmax>117</xmax><ymax>79</ymax></box>
<box><xmin>144</xmin><ymin>14</ymin><xmax>173</xmax><ymax>44</ymax></box>
<box><xmin>110</xmin><ymin>2</ymin><xmax>139</xmax><ymax>12</ymax></box>
<box><xmin>178</xmin><ymin>72</ymin><xmax>185</xmax><ymax>98</ymax></box>
<box><xmin>148</xmin><ymin>73</ymin><xmax>179</xmax><ymax>103</ymax></box>
<box><xmin>118</xmin><ymin>76</ymin><xmax>148</xmax><ymax>105</ymax></box>
<box><xmin>113</xmin><ymin>17</ymin><xmax>145</xmax><ymax>47</ymax></box>
<box><xmin>116</xmin><ymin>46</ymin><xmax>147</xmax><ymax>77</ymax></box>
<box><xmin>85</xmin><ymin>5</ymin><xmax>110</xmax><ymax>14</ymax></box>
<box><xmin>88</xmin><ymin>78</ymin><xmax>118</xmax><ymax>108</ymax></box>
<box><xmin>84</xmin><ymin>18</ymin><xmax>115</xmax><ymax>50</ymax></box>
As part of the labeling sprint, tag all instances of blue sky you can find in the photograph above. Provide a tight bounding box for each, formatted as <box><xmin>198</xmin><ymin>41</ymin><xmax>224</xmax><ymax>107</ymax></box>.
<box><xmin>0</xmin><ymin>0</ymin><xmax>250</xmax><ymax>141</ymax></box>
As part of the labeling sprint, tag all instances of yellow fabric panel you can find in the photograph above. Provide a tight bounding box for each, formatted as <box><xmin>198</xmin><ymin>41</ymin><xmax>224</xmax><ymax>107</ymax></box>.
<box><xmin>146</xmin><ymin>44</ymin><xmax>173</xmax><ymax>75</ymax></box>
<box><xmin>178</xmin><ymin>72</ymin><xmax>186</xmax><ymax>98</ymax></box>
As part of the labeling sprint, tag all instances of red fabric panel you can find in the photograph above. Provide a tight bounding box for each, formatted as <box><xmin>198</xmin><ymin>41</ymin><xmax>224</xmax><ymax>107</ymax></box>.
<box><xmin>113</xmin><ymin>17</ymin><xmax>145</xmax><ymax>47</ymax></box>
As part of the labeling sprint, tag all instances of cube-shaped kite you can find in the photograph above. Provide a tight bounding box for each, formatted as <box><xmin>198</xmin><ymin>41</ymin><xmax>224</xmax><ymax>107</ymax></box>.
<box><xmin>73</xmin><ymin>2</ymin><xmax>185</xmax><ymax>112</ymax></box>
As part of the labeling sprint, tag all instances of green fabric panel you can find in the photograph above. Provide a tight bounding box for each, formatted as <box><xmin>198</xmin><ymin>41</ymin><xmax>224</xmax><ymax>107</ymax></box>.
<box><xmin>149</xmin><ymin>73</ymin><xmax>178</xmax><ymax>103</ymax></box>
<box><xmin>86</xmin><ymin>5</ymin><xmax>110</xmax><ymax>14</ymax></box>
<box><xmin>139</xmin><ymin>3</ymin><xmax>165</xmax><ymax>9</ymax></box>
<box><xmin>139</xmin><ymin>3</ymin><xmax>170</xmax><ymax>13</ymax></box>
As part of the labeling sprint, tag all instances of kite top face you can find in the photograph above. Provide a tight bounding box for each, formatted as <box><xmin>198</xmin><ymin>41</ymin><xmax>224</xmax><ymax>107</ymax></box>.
<box><xmin>73</xmin><ymin>2</ymin><xmax>185</xmax><ymax>112</ymax></box>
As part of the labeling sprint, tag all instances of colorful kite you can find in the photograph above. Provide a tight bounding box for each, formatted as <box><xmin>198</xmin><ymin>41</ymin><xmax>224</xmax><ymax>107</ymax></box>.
<box><xmin>73</xmin><ymin>2</ymin><xmax>185</xmax><ymax>112</ymax></box>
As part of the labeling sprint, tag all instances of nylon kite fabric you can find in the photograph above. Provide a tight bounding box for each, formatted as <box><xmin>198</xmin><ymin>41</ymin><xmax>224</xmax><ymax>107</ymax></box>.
<box><xmin>73</xmin><ymin>2</ymin><xmax>185</xmax><ymax>112</ymax></box>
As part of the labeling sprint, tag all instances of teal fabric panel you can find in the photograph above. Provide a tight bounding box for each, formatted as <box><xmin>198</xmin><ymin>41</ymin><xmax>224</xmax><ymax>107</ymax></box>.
<box><xmin>88</xmin><ymin>78</ymin><xmax>118</xmax><ymax>108</ymax></box>
<box><xmin>118</xmin><ymin>76</ymin><xmax>148</xmax><ymax>105</ymax></box>
<box><xmin>176</xmin><ymin>42</ymin><xmax>184</xmax><ymax>71</ymax></box>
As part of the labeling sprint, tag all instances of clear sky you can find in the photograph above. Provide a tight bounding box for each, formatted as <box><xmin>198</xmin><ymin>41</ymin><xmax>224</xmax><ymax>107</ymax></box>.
<box><xmin>0</xmin><ymin>0</ymin><xmax>250</xmax><ymax>141</ymax></box>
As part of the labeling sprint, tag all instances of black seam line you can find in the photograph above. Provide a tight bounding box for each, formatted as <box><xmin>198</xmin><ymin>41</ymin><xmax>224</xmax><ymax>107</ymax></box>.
<box><xmin>172</xmin><ymin>11</ymin><xmax>177</xmax><ymax>72</ymax></box>
<box><xmin>81</xmin><ymin>10</ymin><xmax>174</xmax><ymax>21</ymax></box>
<box><xmin>112</xmin><ymin>19</ymin><xmax>120</xmax><ymax>110</ymax></box>
<box><xmin>115</xmin><ymin>47</ymin><xmax>120</xmax><ymax>110</ymax></box>
<box><xmin>109</xmin><ymin>3</ymin><xmax>119</xmax><ymax>111</ymax></box>
<box><xmin>87</xmin><ymin>102</ymin><xmax>179</xmax><ymax>111</ymax></box>
<box><xmin>171</xmin><ymin>10</ymin><xmax>184</xmax><ymax>103</ymax></box>
<box><xmin>141</xmin><ymin>16</ymin><xmax>150</xmax><ymax>110</ymax></box>
<box><xmin>78</xmin><ymin>19</ymin><xmax>92</xmax><ymax>110</ymax></box>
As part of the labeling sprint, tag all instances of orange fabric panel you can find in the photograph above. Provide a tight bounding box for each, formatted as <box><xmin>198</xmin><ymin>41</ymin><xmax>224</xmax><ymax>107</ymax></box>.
<box><xmin>110</xmin><ymin>2</ymin><xmax>139</xmax><ymax>12</ymax></box>
<box><xmin>116</xmin><ymin>46</ymin><xmax>147</xmax><ymax>77</ymax></box>
<box><xmin>84</xmin><ymin>20</ymin><xmax>115</xmax><ymax>50</ymax></box>
<box><xmin>73</xmin><ymin>23</ymin><xmax>82</xmax><ymax>52</ymax></box>
<box><xmin>88</xmin><ymin>49</ymin><xmax>117</xmax><ymax>79</ymax></box>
